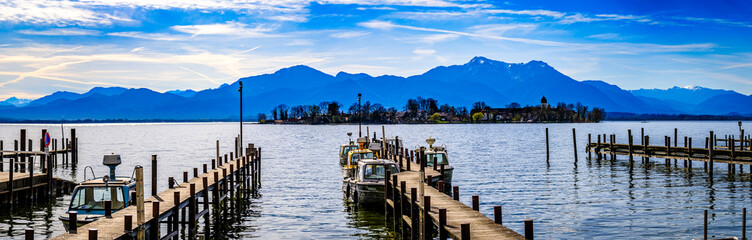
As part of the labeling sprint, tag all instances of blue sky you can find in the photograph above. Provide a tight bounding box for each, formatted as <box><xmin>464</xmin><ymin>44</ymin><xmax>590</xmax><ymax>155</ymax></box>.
<box><xmin>0</xmin><ymin>0</ymin><xmax>751</xmax><ymax>99</ymax></box>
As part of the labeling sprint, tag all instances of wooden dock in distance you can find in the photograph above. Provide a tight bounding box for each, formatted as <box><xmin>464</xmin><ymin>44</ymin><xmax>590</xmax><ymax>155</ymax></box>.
<box><xmin>0</xmin><ymin>128</ymin><xmax>79</xmax><ymax>206</ymax></box>
<box><xmin>375</xmin><ymin>138</ymin><xmax>526</xmax><ymax>240</ymax></box>
<box><xmin>51</xmin><ymin>142</ymin><xmax>262</xmax><ymax>240</ymax></box>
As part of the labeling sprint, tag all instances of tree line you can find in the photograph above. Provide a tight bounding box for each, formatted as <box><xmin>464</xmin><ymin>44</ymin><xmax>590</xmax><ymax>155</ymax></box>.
<box><xmin>258</xmin><ymin>97</ymin><xmax>605</xmax><ymax>123</ymax></box>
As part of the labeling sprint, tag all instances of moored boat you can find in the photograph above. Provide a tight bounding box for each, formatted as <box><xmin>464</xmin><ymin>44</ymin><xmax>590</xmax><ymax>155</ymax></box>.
<box><xmin>59</xmin><ymin>154</ymin><xmax>137</xmax><ymax>231</ymax></box>
<box><xmin>345</xmin><ymin>159</ymin><xmax>399</xmax><ymax>205</ymax></box>
<box><xmin>422</xmin><ymin>137</ymin><xmax>454</xmax><ymax>188</ymax></box>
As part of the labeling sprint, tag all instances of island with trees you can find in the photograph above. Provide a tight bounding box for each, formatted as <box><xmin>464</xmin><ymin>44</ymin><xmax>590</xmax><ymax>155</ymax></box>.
<box><xmin>258</xmin><ymin>96</ymin><xmax>605</xmax><ymax>124</ymax></box>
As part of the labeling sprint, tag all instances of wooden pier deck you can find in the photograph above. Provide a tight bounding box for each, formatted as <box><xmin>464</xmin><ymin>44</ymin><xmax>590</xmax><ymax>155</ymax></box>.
<box><xmin>375</xmin><ymin>138</ymin><xmax>526</xmax><ymax>240</ymax></box>
<box><xmin>51</xmin><ymin>142</ymin><xmax>261</xmax><ymax>240</ymax></box>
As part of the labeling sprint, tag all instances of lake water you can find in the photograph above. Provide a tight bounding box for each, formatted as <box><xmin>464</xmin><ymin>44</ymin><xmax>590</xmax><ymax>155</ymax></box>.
<box><xmin>0</xmin><ymin>121</ymin><xmax>750</xmax><ymax>239</ymax></box>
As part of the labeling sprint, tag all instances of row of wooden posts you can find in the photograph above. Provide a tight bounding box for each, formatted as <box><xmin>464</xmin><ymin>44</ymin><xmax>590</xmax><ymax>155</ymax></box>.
<box><xmin>374</xmin><ymin>137</ymin><xmax>531</xmax><ymax>240</ymax></box>
<box><xmin>0</xmin><ymin>128</ymin><xmax>78</xmax><ymax>207</ymax></box>
<box><xmin>44</xmin><ymin>137</ymin><xmax>261</xmax><ymax>240</ymax></box>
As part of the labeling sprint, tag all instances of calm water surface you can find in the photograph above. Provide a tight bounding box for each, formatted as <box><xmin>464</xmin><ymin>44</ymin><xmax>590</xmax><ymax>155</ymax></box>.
<box><xmin>0</xmin><ymin>121</ymin><xmax>750</xmax><ymax>239</ymax></box>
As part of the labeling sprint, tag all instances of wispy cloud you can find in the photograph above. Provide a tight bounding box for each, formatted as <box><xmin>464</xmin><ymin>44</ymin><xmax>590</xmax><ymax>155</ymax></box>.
<box><xmin>18</xmin><ymin>28</ymin><xmax>100</xmax><ymax>36</ymax></box>
<box><xmin>330</xmin><ymin>31</ymin><xmax>370</xmax><ymax>38</ymax></box>
<box><xmin>587</xmin><ymin>33</ymin><xmax>622</xmax><ymax>40</ymax></box>
<box><xmin>171</xmin><ymin>22</ymin><xmax>277</xmax><ymax>38</ymax></box>
<box><xmin>485</xmin><ymin>9</ymin><xmax>565</xmax><ymax>18</ymax></box>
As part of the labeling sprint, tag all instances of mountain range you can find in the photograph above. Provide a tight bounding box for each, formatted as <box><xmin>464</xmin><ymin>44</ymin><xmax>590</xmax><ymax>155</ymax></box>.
<box><xmin>0</xmin><ymin>56</ymin><xmax>750</xmax><ymax>121</ymax></box>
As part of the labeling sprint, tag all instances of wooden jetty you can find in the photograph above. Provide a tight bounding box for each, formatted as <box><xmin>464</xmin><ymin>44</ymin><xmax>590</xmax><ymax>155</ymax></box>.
<box><xmin>373</xmin><ymin>137</ymin><xmax>528</xmax><ymax>240</ymax></box>
<box><xmin>580</xmin><ymin>128</ymin><xmax>752</xmax><ymax>181</ymax></box>
<box><xmin>0</xmin><ymin>128</ymin><xmax>78</xmax><ymax>206</ymax></box>
<box><xmin>50</xmin><ymin>141</ymin><xmax>262</xmax><ymax>240</ymax></box>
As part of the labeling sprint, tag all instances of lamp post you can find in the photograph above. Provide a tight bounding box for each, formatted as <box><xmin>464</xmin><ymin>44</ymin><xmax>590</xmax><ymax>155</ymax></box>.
<box><xmin>358</xmin><ymin>93</ymin><xmax>362</xmax><ymax>137</ymax></box>
<box><xmin>238</xmin><ymin>81</ymin><xmax>243</xmax><ymax>154</ymax></box>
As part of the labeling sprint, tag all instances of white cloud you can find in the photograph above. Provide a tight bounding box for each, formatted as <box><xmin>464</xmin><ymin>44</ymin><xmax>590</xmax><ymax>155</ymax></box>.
<box><xmin>108</xmin><ymin>32</ymin><xmax>186</xmax><ymax>41</ymax></box>
<box><xmin>18</xmin><ymin>28</ymin><xmax>100</xmax><ymax>36</ymax></box>
<box><xmin>586</xmin><ymin>33</ymin><xmax>621</xmax><ymax>40</ymax></box>
<box><xmin>171</xmin><ymin>22</ymin><xmax>277</xmax><ymax>38</ymax></box>
<box><xmin>413</xmin><ymin>49</ymin><xmax>436</xmax><ymax>55</ymax></box>
<box><xmin>485</xmin><ymin>9</ymin><xmax>565</xmax><ymax>18</ymax></box>
<box><xmin>330</xmin><ymin>31</ymin><xmax>370</xmax><ymax>38</ymax></box>
<box><xmin>418</xmin><ymin>34</ymin><xmax>460</xmax><ymax>44</ymax></box>
<box><xmin>559</xmin><ymin>13</ymin><xmax>651</xmax><ymax>24</ymax></box>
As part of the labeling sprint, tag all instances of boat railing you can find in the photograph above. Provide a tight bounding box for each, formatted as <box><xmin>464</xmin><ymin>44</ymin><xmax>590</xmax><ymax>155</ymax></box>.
<box><xmin>83</xmin><ymin>166</ymin><xmax>96</xmax><ymax>181</ymax></box>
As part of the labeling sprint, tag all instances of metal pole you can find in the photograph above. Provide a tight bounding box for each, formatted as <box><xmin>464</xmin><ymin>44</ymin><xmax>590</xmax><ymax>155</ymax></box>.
<box><xmin>358</xmin><ymin>93</ymin><xmax>362</xmax><ymax>137</ymax></box>
<box><xmin>238</xmin><ymin>81</ymin><xmax>243</xmax><ymax>156</ymax></box>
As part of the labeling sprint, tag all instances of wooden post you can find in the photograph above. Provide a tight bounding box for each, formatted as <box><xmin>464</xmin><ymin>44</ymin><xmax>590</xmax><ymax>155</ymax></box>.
<box><xmin>135</xmin><ymin>166</ymin><xmax>144</xmax><ymax>239</ymax></box>
<box><xmin>665</xmin><ymin>136</ymin><xmax>671</xmax><ymax>166</ymax></box>
<box><xmin>628</xmin><ymin>129</ymin><xmax>633</xmax><ymax>163</ymax></box>
<box><xmin>202</xmin><ymin>177</ymin><xmax>210</xmax><ymax>237</ymax></box>
<box><xmin>545</xmin><ymin>128</ymin><xmax>550</xmax><ymax>162</ymax></box>
<box><xmin>709</xmin><ymin>131</ymin><xmax>714</xmax><ymax>180</ymax></box>
<box><xmin>494</xmin><ymin>206</ymin><xmax>502</xmax><ymax>224</ymax></box>
<box><xmin>70</xmin><ymin>128</ymin><xmax>77</xmax><ymax>164</ymax></box>
<box><xmin>641</xmin><ymin>128</ymin><xmax>645</xmax><ymax>162</ymax></box>
<box><xmin>189</xmin><ymin>183</ymin><xmax>196</xmax><ymax>238</ymax></box>
<box><xmin>525</xmin><ymin>219</ymin><xmax>534</xmax><ymax>240</ymax></box>
<box><xmin>25</xmin><ymin>228</ymin><xmax>33</xmax><ymax>240</ymax></box>
<box><xmin>173</xmin><ymin>191</ymin><xmax>180</xmax><ymax>240</ymax></box>
<box><xmin>743</xmin><ymin>207</ymin><xmax>747</xmax><ymax>240</ymax></box>
<box><xmin>151</xmin><ymin>155</ymin><xmax>157</xmax><ymax>196</ymax></box>
<box><xmin>597</xmin><ymin>134</ymin><xmax>602</xmax><ymax>160</ymax></box>
<box><xmin>150</xmin><ymin>203</ymin><xmax>158</xmax><ymax>239</ymax></box>
<box><xmin>105</xmin><ymin>200</ymin><xmax>112</xmax><ymax>218</ymax></box>
<box><xmin>69</xmin><ymin>211</ymin><xmax>78</xmax><ymax>234</ymax></box>
<box><xmin>125</xmin><ymin>214</ymin><xmax>133</xmax><ymax>233</ymax></box>
<box><xmin>572</xmin><ymin>128</ymin><xmax>578</xmax><ymax>163</ymax></box>
<box><xmin>183</xmin><ymin>171</ymin><xmax>188</xmax><ymax>183</ymax></box>
<box><xmin>588</xmin><ymin>133</ymin><xmax>592</xmax><ymax>160</ymax></box>
<box><xmin>674</xmin><ymin>128</ymin><xmax>678</xmax><ymax>147</ymax></box>
<box><xmin>453</xmin><ymin>186</ymin><xmax>459</xmax><ymax>201</ymax></box>
<box><xmin>689</xmin><ymin>138</ymin><xmax>693</xmax><ymax>169</ymax></box>
<box><xmin>423</xmin><ymin>196</ymin><xmax>431</xmax><ymax>240</ymax></box>
<box><xmin>472</xmin><ymin>195</ymin><xmax>479</xmax><ymax>211</ymax></box>
<box><xmin>20</xmin><ymin>129</ymin><xmax>26</xmax><ymax>173</ymax></box>
<box><xmin>704</xmin><ymin>209</ymin><xmax>708</xmax><ymax>240</ymax></box>
<box><xmin>88</xmin><ymin>229</ymin><xmax>97</xmax><ymax>240</ymax></box>
<box><xmin>439</xmin><ymin>208</ymin><xmax>447</xmax><ymax>240</ymax></box>
<box><xmin>461</xmin><ymin>223</ymin><xmax>470</xmax><ymax>240</ymax></box>
<box><xmin>411</xmin><ymin>187</ymin><xmax>418</xmax><ymax>240</ymax></box>
<box><xmin>644</xmin><ymin>135</ymin><xmax>650</xmax><ymax>164</ymax></box>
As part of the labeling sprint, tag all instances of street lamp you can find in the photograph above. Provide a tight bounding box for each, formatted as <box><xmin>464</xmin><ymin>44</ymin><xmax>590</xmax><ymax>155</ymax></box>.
<box><xmin>358</xmin><ymin>93</ymin><xmax>362</xmax><ymax>137</ymax></box>
<box><xmin>238</xmin><ymin>81</ymin><xmax>243</xmax><ymax>155</ymax></box>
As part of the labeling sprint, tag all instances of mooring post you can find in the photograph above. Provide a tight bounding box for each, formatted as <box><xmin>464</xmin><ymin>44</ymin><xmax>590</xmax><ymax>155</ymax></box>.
<box><xmin>70</xmin><ymin>128</ymin><xmax>77</xmax><ymax>164</ymax></box>
<box><xmin>125</xmin><ymin>214</ymin><xmax>133</xmax><ymax>233</ymax></box>
<box><xmin>494</xmin><ymin>205</ymin><xmax>502</xmax><ymax>224</ymax></box>
<box><xmin>644</xmin><ymin>136</ymin><xmax>650</xmax><ymax>164</ymax></box>
<box><xmin>202</xmin><ymin>177</ymin><xmax>210</xmax><ymax>237</ymax></box>
<box><xmin>105</xmin><ymin>200</ymin><xmax>112</xmax><ymax>218</ymax></box>
<box><xmin>411</xmin><ymin>187</ymin><xmax>418</xmax><ymax>240</ymax></box>
<box><xmin>172</xmin><ymin>191</ymin><xmax>180</xmax><ymax>239</ymax></box>
<box><xmin>588</xmin><ymin>133</ymin><xmax>592</xmax><ymax>160</ymax></box>
<box><xmin>472</xmin><ymin>195</ymin><xmax>479</xmax><ymax>211</ymax></box>
<box><xmin>628</xmin><ymin>129</ymin><xmax>633</xmax><ymax>163</ymax></box>
<box><xmin>439</xmin><ymin>208</ymin><xmax>447</xmax><ymax>240</ymax></box>
<box><xmin>545</xmin><ymin>128</ymin><xmax>550</xmax><ymax>162</ymax></box>
<box><xmin>525</xmin><ymin>219</ymin><xmax>534</xmax><ymax>240</ymax></box>
<box><xmin>189</xmin><ymin>183</ymin><xmax>197</xmax><ymax>238</ymax></box>
<box><xmin>709</xmin><ymin>131</ymin><xmax>714</xmax><ymax>180</ymax></box>
<box><xmin>150</xmin><ymin>203</ymin><xmax>158</xmax><ymax>239</ymax></box>
<box><xmin>20</xmin><ymin>129</ymin><xmax>26</xmax><ymax>173</ymax></box>
<box><xmin>743</xmin><ymin>207</ymin><xmax>747</xmax><ymax>240</ymax></box>
<box><xmin>461</xmin><ymin>223</ymin><xmax>470</xmax><ymax>240</ymax></box>
<box><xmin>423</xmin><ymin>196</ymin><xmax>431</xmax><ymax>240</ymax></box>
<box><xmin>183</xmin><ymin>171</ymin><xmax>188</xmax><ymax>183</ymax></box>
<box><xmin>25</xmin><ymin>228</ymin><xmax>33</xmax><ymax>240</ymax></box>
<box><xmin>688</xmin><ymin>138</ymin><xmax>693</xmax><ymax>169</ymax></box>
<box><xmin>88</xmin><ymin>229</ymin><xmax>97</xmax><ymax>240</ymax></box>
<box><xmin>704</xmin><ymin>209</ymin><xmax>708</xmax><ymax>240</ymax></box>
<box><xmin>69</xmin><ymin>211</ymin><xmax>78</xmax><ymax>234</ymax></box>
<box><xmin>453</xmin><ymin>186</ymin><xmax>459</xmax><ymax>201</ymax></box>
<box><xmin>572</xmin><ymin>128</ymin><xmax>578</xmax><ymax>163</ymax></box>
<box><xmin>596</xmin><ymin>134</ymin><xmax>602</xmax><ymax>160</ymax></box>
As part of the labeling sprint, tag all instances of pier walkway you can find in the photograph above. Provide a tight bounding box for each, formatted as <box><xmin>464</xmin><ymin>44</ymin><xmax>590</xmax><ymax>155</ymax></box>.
<box><xmin>375</xmin><ymin>138</ymin><xmax>526</xmax><ymax>240</ymax></box>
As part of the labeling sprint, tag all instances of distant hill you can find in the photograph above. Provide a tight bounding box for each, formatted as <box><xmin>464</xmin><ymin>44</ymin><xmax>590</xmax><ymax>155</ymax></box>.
<box><xmin>0</xmin><ymin>56</ymin><xmax>749</xmax><ymax>121</ymax></box>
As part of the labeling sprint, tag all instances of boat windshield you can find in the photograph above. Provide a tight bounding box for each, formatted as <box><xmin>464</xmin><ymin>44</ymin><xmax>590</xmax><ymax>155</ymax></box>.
<box><xmin>342</xmin><ymin>145</ymin><xmax>356</xmax><ymax>156</ymax></box>
<box><xmin>350</xmin><ymin>152</ymin><xmax>375</xmax><ymax>165</ymax></box>
<box><xmin>363</xmin><ymin>164</ymin><xmax>400</xmax><ymax>180</ymax></box>
<box><xmin>70</xmin><ymin>186</ymin><xmax>125</xmax><ymax>211</ymax></box>
<box><xmin>426</xmin><ymin>153</ymin><xmax>448</xmax><ymax>166</ymax></box>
